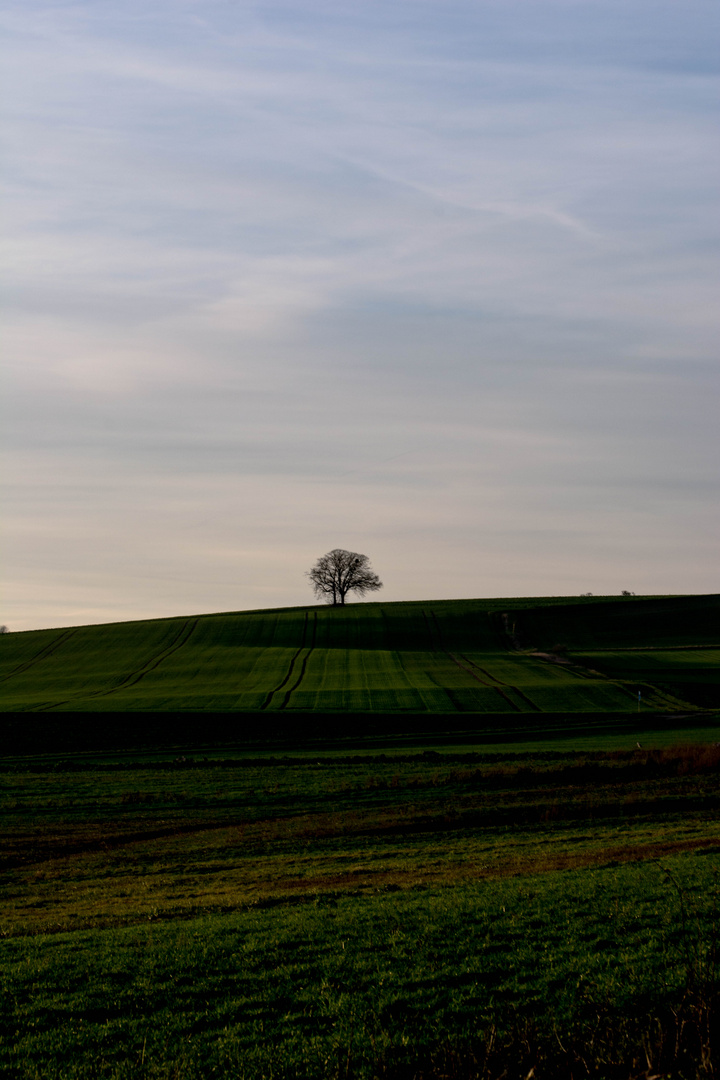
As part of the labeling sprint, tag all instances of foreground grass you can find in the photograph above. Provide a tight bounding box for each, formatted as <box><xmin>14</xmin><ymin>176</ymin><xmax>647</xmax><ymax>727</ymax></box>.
<box><xmin>1</xmin><ymin>741</ymin><xmax>719</xmax><ymax>1077</ymax></box>
<box><xmin>1</xmin><ymin>859</ymin><xmax>718</xmax><ymax>1079</ymax></box>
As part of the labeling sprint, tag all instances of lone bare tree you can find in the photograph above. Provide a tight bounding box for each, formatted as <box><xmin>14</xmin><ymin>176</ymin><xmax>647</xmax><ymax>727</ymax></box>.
<box><xmin>307</xmin><ymin>549</ymin><xmax>383</xmax><ymax>606</ymax></box>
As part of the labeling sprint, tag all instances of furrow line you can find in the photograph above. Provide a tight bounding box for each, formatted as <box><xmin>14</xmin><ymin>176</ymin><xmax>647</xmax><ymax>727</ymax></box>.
<box><xmin>32</xmin><ymin>618</ymin><xmax>200</xmax><ymax>710</ymax></box>
<box><xmin>504</xmin><ymin>686</ymin><xmax>543</xmax><ymax>712</ymax></box>
<box><xmin>428</xmin><ymin>610</ymin><xmax>523</xmax><ymax>712</ymax></box>
<box><xmin>0</xmin><ymin>628</ymin><xmax>79</xmax><ymax>683</ymax></box>
<box><xmin>87</xmin><ymin>617</ymin><xmax>201</xmax><ymax>697</ymax></box>
<box><xmin>458</xmin><ymin>654</ymin><xmax>508</xmax><ymax>686</ymax></box>
<box><xmin>260</xmin><ymin>612</ymin><xmax>309</xmax><ymax>710</ymax></box>
<box><xmin>460</xmin><ymin>656</ymin><xmax>542</xmax><ymax>712</ymax></box>
<box><xmin>279</xmin><ymin>613</ymin><xmax>317</xmax><ymax>709</ymax></box>
<box><xmin>447</xmin><ymin>652</ymin><xmax>523</xmax><ymax>712</ymax></box>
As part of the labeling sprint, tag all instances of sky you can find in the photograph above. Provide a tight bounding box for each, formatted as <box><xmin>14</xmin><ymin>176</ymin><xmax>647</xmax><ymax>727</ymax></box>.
<box><xmin>2</xmin><ymin>0</ymin><xmax>719</xmax><ymax>631</ymax></box>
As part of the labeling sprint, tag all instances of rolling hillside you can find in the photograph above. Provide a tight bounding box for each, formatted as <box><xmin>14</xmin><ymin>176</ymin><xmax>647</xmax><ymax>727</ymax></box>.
<box><xmin>3</xmin><ymin>598</ymin><xmax>719</xmax><ymax>1078</ymax></box>
<box><xmin>1</xmin><ymin>594</ymin><xmax>717</xmax><ymax>719</ymax></box>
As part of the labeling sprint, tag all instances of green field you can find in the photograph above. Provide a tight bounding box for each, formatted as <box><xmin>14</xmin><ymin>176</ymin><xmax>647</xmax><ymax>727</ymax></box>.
<box><xmin>2</xmin><ymin>742</ymin><xmax>719</xmax><ymax>1078</ymax></box>
<box><xmin>1</xmin><ymin>595</ymin><xmax>718</xmax><ymax>1077</ymax></box>
<box><xmin>1</xmin><ymin>594</ymin><xmax>718</xmax><ymax>723</ymax></box>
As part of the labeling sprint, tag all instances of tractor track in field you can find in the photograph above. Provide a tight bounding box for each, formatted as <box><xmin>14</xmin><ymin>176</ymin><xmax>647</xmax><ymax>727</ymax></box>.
<box><xmin>427</xmin><ymin>611</ymin><xmax>524</xmax><ymax>713</ymax></box>
<box><xmin>0</xmin><ymin>628</ymin><xmax>79</xmax><ymax>683</ymax></box>
<box><xmin>31</xmin><ymin>618</ymin><xmax>200</xmax><ymax>711</ymax></box>
<box><xmin>279</xmin><ymin>612</ymin><xmax>317</xmax><ymax>709</ymax></box>
<box><xmin>260</xmin><ymin>612</ymin><xmax>316</xmax><ymax>710</ymax></box>
<box><xmin>459</xmin><ymin>654</ymin><xmax>542</xmax><ymax>712</ymax></box>
<box><xmin>447</xmin><ymin>652</ymin><xmax>523</xmax><ymax>712</ymax></box>
<box><xmin>457</xmin><ymin>654</ymin><xmax>506</xmax><ymax>686</ymax></box>
<box><xmin>530</xmin><ymin>651</ymin><xmax>690</xmax><ymax>711</ymax></box>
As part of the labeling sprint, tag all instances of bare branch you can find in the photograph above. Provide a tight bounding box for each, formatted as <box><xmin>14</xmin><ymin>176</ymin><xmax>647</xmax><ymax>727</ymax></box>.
<box><xmin>306</xmin><ymin>549</ymin><xmax>383</xmax><ymax>605</ymax></box>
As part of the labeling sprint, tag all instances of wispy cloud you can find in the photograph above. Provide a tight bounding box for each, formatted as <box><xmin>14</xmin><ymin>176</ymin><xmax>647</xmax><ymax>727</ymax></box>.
<box><xmin>2</xmin><ymin>0</ymin><xmax>718</xmax><ymax>628</ymax></box>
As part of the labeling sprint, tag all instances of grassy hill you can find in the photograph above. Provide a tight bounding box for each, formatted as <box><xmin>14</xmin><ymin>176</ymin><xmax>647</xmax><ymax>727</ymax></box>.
<box><xmin>1</xmin><ymin>594</ymin><xmax>718</xmax><ymax>729</ymax></box>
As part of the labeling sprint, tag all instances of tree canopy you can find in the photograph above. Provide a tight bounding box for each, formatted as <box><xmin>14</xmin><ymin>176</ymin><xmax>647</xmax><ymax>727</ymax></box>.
<box><xmin>307</xmin><ymin>549</ymin><xmax>383</xmax><ymax>606</ymax></box>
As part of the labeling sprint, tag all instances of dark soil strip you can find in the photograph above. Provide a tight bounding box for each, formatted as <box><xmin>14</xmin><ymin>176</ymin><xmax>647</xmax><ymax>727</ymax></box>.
<box><xmin>275</xmin><ymin>834</ymin><xmax>720</xmax><ymax>895</ymax></box>
<box><xmin>260</xmin><ymin>613</ymin><xmax>309</xmax><ymax>710</ymax></box>
<box><xmin>8</xmin><ymin>829</ymin><xmax>720</xmax><ymax>940</ymax></box>
<box><xmin>0</xmin><ymin>628</ymin><xmax>79</xmax><ymax>683</ymax></box>
<box><xmin>7</xmin><ymin>806</ymin><xmax>718</xmax><ymax>876</ymax></box>
<box><xmin>279</xmin><ymin>612</ymin><xmax>317</xmax><ymax>709</ymax></box>
<box><xmin>0</xmin><ymin>819</ymin><xmax>236</xmax><ymax>871</ymax></box>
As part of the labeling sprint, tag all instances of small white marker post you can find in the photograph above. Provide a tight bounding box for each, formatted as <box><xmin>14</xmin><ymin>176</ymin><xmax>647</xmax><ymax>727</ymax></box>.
<box><xmin>637</xmin><ymin>689</ymin><xmax>642</xmax><ymax>713</ymax></box>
